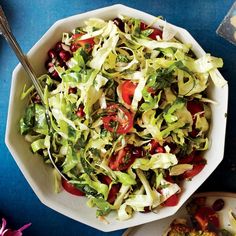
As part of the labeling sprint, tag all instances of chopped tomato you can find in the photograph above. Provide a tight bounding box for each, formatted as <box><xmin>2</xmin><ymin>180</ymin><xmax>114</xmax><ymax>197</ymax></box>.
<box><xmin>194</xmin><ymin>206</ymin><xmax>219</xmax><ymax>230</ymax></box>
<box><xmin>102</xmin><ymin>104</ymin><xmax>133</xmax><ymax>134</ymax></box>
<box><xmin>75</xmin><ymin>37</ymin><xmax>95</xmax><ymax>48</ymax></box>
<box><xmin>61</xmin><ymin>179</ymin><xmax>85</xmax><ymax>196</ymax></box>
<box><xmin>107</xmin><ymin>184</ymin><xmax>121</xmax><ymax>204</ymax></box>
<box><xmin>181</xmin><ymin>163</ymin><xmax>205</xmax><ymax>180</ymax></box>
<box><xmin>179</xmin><ymin>154</ymin><xmax>206</xmax><ymax>180</ymax></box>
<box><xmin>192</xmin><ymin>155</ymin><xmax>207</xmax><ymax>164</ymax></box>
<box><xmin>179</xmin><ymin>152</ymin><xmax>195</xmax><ymax>164</ymax></box>
<box><xmin>140</xmin><ymin>22</ymin><xmax>162</xmax><ymax>40</ymax></box>
<box><xmin>121</xmin><ymin>80</ymin><xmax>137</xmax><ymax>105</ymax></box>
<box><xmin>72</xmin><ymin>33</ymin><xmax>84</xmax><ymax>39</ymax></box>
<box><xmin>162</xmin><ymin>194</ymin><xmax>179</xmax><ymax>207</ymax></box>
<box><xmin>71</xmin><ymin>33</ymin><xmax>95</xmax><ymax>52</ymax></box>
<box><xmin>109</xmin><ymin>145</ymin><xmax>143</xmax><ymax>171</ymax></box>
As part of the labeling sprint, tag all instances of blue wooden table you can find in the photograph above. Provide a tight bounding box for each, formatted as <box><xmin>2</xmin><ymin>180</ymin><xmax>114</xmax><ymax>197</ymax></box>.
<box><xmin>0</xmin><ymin>0</ymin><xmax>236</xmax><ymax>235</ymax></box>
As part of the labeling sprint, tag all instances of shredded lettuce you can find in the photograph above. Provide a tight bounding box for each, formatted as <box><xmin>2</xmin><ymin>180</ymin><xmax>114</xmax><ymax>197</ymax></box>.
<box><xmin>132</xmin><ymin>153</ymin><xmax>178</xmax><ymax>170</ymax></box>
<box><xmin>114</xmin><ymin>171</ymin><xmax>136</xmax><ymax>186</ymax></box>
<box><xmin>184</xmin><ymin>54</ymin><xmax>223</xmax><ymax>73</ymax></box>
<box><xmin>117</xmin><ymin>203</ymin><xmax>133</xmax><ymax>221</ymax></box>
<box><xmin>70</xmin><ymin>173</ymin><xmax>109</xmax><ymax>199</ymax></box>
<box><xmin>135</xmin><ymin>38</ymin><xmax>190</xmax><ymax>52</ymax></box>
<box><xmin>89</xmin><ymin>21</ymin><xmax>119</xmax><ymax>70</ymax></box>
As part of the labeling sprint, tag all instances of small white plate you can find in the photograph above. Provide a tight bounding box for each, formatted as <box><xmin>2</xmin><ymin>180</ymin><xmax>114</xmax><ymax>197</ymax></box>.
<box><xmin>123</xmin><ymin>192</ymin><xmax>236</xmax><ymax>236</ymax></box>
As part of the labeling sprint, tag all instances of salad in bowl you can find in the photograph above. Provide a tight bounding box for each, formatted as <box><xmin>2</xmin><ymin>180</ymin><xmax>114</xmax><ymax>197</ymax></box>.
<box><xmin>5</xmin><ymin>4</ymin><xmax>228</xmax><ymax>231</ymax></box>
<box><xmin>19</xmin><ymin>15</ymin><xmax>226</xmax><ymax>221</ymax></box>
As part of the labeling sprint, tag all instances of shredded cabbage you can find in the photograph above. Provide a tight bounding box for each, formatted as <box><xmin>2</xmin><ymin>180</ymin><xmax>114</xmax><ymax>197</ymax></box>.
<box><xmin>19</xmin><ymin>15</ymin><xmax>225</xmax><ymax>221</ymax></box>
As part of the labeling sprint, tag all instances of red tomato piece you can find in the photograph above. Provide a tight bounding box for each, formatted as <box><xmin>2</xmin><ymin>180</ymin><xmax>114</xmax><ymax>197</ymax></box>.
<box><xmin>179</xmin><ymin>152</ymin><xmax>195</xmax><ymax>164</ymax></box>
<box><xmin>71</xmin><ymin>33</ymin><xmax>95</xmax><ymax>52</ymax></box>
<box><xmin>61</xmin><ymin>179</ymin><xmax>85</xmax><ymax>196</ymax></box>
<box><xmin>109</xmin><ymin>145</ymin><xmax>143</xmax><ymax>171</ymax></box>
<box><xmin>72</xmin><ymin>33</ymin><xmax>84</xmax><ymax>39</ymax></box>
<box><xmin>180</xmin><ymin>154</ymin><xmax>206</xmax><ymax>179</ymax></box>
<box><xmin>121</xmin><ymin>80</ymin><xmax>137</xmax><ymax>105</ymax></box>
<box><xmin>162</xmin><ymin>194</ymin><xmax>179</xmax><ymax>207</ymax></box>
<box><xmin>165</xmin><ymin>174</ymin><xmax>175</xmax><ymax>183</ymax></box>
<box><xmin>192</xmin><ymin>155</ymin><xmax>207</xmax><ymax>164</ymax></box>
<box><xmin>76</xmin><ymin>37</ymin><xmax>95</xmax><ymax>48</ymax></box>
<box><xmin>102</xmin><ymin>104</ymin><xmax>133</xmax><ymax>134</ymax></box>
<box><xmin>181</xmin><ymin>163</ymin><xmax>205</xmax><ymax>180</ymax></box>
<box><xmin>194</xmin><ymin>206</ymin><xmax>220</xmax><ymax>230</ymax></box>
<box><xmin>140</xmin><ymin>22</ymin><xmax>162</xmax><ymax>39</ymax></box>
<box><xmin>109</xmin><ymin>147</ymin><xmax>134</xmax><ymax>171</ymax></box>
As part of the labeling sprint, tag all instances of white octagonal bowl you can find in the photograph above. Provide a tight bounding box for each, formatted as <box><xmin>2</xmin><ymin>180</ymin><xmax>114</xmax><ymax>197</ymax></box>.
<box><xmin>5</xmin><ymin>4</ymin><xmax>228</xmax><ymax>232</ymax></box>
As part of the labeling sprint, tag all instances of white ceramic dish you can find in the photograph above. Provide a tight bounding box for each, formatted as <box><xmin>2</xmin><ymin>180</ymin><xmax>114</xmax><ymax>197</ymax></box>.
<box><xmin>5</xmin><ymin>4</ymin><xmax>228</xmax><ymax>232</ymax></box>
<box><xmin>123</xmin><ymin>192</ymin><xmax>236</xmax><ymax>236</ymax></box>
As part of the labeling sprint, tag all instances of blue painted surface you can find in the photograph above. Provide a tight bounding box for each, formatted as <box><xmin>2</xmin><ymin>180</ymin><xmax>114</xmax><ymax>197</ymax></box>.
<box><xmin>0</xmin><ymin>0</ymin><xmax>236</xmax><ymax>235</ymax></box>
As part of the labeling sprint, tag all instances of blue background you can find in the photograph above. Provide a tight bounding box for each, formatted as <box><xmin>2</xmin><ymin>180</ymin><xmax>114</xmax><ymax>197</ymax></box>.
<box><xmin>0</xmin><ymin>0</ymin><xmax>236</xmax><ymax>235</ymax></box>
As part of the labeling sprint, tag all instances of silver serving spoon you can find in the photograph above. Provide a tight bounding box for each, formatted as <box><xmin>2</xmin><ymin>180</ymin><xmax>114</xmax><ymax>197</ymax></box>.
<box><xmin>0</xmin><ymin>6</ymin><xmax>68</xmax><ymax>181</ymax></box>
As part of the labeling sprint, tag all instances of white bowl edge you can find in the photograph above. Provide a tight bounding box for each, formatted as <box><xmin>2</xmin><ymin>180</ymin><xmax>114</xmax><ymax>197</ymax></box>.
<box><xmin>5</xmin><ymin>4</ymin><xmax>228</xmax><ymax>232</ymax></box>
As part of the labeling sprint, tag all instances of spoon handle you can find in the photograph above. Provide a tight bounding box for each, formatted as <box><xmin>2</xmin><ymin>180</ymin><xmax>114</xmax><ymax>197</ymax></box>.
<box><xmin>0</xmin><ymin>6</ymin><xmax>44</xmax><ymax>100</ymax></box>
<box><xmin>0</xmin><ymin>6</ymin><xmax>68</xmax><ymax>181</ymax></box>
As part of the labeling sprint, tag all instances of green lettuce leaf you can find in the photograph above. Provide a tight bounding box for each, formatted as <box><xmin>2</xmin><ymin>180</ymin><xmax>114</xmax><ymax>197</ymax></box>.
<box><xmin>34</xmin><ymin>104</ymin><xmax>48</xmax><ymax>135</ymax></box>
<box><xmin>114</xmin><ymin>171</ymin><xmax>137</xmax><ymax>186</ymax></box>
<box><xmin>20</xmin><ymin>104</ymin><xmax>35</xmax><ymax>135</ymax></box>
<box><xmin>71</xmin><ymin>173</ymin><xmax>109</xmax><ymax>199</ymax></box>
<box><xmin>163</xmin><ymin>97</ymin><xmax>186</xmax><ymax>123</ymax></box>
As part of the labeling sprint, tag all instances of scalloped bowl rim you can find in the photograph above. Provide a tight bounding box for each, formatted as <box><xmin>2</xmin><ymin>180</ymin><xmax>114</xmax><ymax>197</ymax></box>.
<box><xmin>5</xmin><ymin>4</ymin><xmax>228</xmax><ymax>232</ymax></box>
